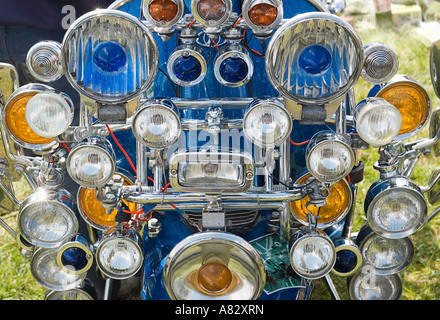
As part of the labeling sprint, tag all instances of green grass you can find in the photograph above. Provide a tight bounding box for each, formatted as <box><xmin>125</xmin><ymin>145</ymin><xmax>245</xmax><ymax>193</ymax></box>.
<box><xmin>0</xmin><ymin>17</ymin><xmax>439</xmax><ymax>301</ymax></box>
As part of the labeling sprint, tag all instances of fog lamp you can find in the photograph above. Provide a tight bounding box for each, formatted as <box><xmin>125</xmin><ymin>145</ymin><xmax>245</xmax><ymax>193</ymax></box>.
<box><xmin>18</xmin><ymin>188</ymin><xmax>78</xmax><ymax>249</ymax></box>
<box><xmin>365</xmin><ymin>176</ymin><xmax>427</xmax><ymax>239</ymax></box>
<box><xmin>191</xmin><ymin>0</ymin><xmax>232</xmax><ymax>28</ymax></box>
<box><xmin>353</xmin><ymin>97</ymin><xmax>402</xmax><ymax>147</ymax></box>
<box><xmin>289</xmin><ymin>227</ymin><xmax>336</xmax><ymax>280</ymax></box>
<box><xmin>26</xmin><ymin>41</ymin><xmax>63</xmax><ymax>82</ymax></box>
<box><xmin>45</xmin><ymin>279</ymin><xmax>97</xmax><ymax>300</ymax></box>
<box><xmin>96</xmin><ymin>228</ymin><xmax>143</xmax><ymax>280</ymax></box>
<box><xmin>374</xmin><ymin>75</ymin><xmax>430</xmax><ymax>140</ymax></box>
<box><xmin>290</xmin><ymin>173</ymin><xmax>352</xmax><ymax>229</ymax></box>
<box><xmin>56</xmin><ymin>234</ymin><xmax>94</xmax><ymax>275</ymax></box>
<box><xmin>61</xmin><ymin>9</ymin><xmax>158</xmax><ymax>103</ymax></box>
<box><xmin>265</xmin><ymin>12</ymin><xmax>363</xmax><ymax>105</ymax></box>
<box><xmin>163</xmin><ymin>231</ymin><xmax>266</xmax><ymax>300</ymax></box>
<box><xmin>66</xmin><ymin>137</ymin><xmax>116</xmax><ymax>188</ymax></box>
<box><xmin>167</xmin><ymin>46</ymin><xmax>207</xmax><ymax>87</ymax></box>
<box><xmin>356</xmin><ymin>224</ymin><xmax>414</xmax><ymax>275</ymax></box>
<box><xmin>132</xmin><ymin>99</ymin><xmax>181</xmax><ymax>149</ymax></box>
<box><xmin>242</xmin><ymin>0</ymin><xmax>283</xmax><ymax>33</ymax></box>
<box><xmin>362</xmin><ymin>42</ymin><xmax>399</xmax><ymax>85</ymax></box>
<box><xmin>348</xmin><ymin>266</ymin><xmax>402</xmax><ymax>300</ymax></box>
<box><xmin>3</xmin><ymin>83</ymin><xmax>57</xmax><ymax>150</ymax></box>
<box><xmin>143</xmin><ymin>0</ymin><xmax>183</xmax><ymax>32</ymax></box>
<box><xmin>214</xmin><ymin>47</ymin><xmax>253</xmax><ymax>87</ymax></box>
<box><xmin>31</xmin><ymin>248</ymin><xmax>86</xmax><ymax>291</ymax></box>
<box><xmin>305</xmin><ymin>131</ymin><xmax>355</xmax><ymax>183</ymax></box>
<box><xmin>243</xmin><ymin>98</ymin><xmax>292</xmax><ymax>147</ymax></box>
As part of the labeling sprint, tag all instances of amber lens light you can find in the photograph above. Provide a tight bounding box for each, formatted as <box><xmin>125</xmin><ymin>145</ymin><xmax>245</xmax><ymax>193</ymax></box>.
<box><xmin>197</xmin><ymin>0</ymin><xmax>226</xmax><ymax>21</ymax></box>
<box><xmin>149</xmin><ymin>0</ymin><xmax>179</xmax><ymax>22</ymax></box>
<box><xmin>197</xmin><ymin>261</ymin><xmax>233</xmax><ymax>293</ymax></box>
<box><xmin>5</xmin><ymin>91</ymin><xmax>54</xmax><ymax>145</ymax></box>
<box><xmin>376</xmin><ymin>82</ymin><xmax>429</xmax><ymax>137</ymax></box>
<box><xmin>291</xmin><ymin>173</ymin><xmax>351</xmax><ymax>226</ymax></box>
<box><xmin>249</xmin><ymin>3</ymin><xmax>278</xmax><ymax>26</ymax></box>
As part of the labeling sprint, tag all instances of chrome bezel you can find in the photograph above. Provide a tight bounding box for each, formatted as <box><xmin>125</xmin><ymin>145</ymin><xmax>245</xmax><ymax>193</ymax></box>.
<box><xmin>61</xmin><ymin>9</ymin><xmax>159</xmax><ymax>104</ymax></box>
<box><xmin>375</xmin><ymin>75</ymin><xmax>431</xmax><ymax>141</ymax></box>
<box><xmin>305</xmin><ymin>131</ymin><xmax>355</xmax><ymax>183</ymax></box>
<box><xmin>45</xmin><ymin>279</ymin><xmax>97</xmax><ymax>300</ymax></box>
<box><xmin>365</xmin><ymin>176</ymin><xmax>427</xmax><ymax>239</ymax></box>
<box><xmin>191</xmin><ymin>0</ymin><xmax>233</xmax><ymax>28</ymax></box>
<box><xmin>265</xmin><ymin>12</ymin><xmax>363</xmax><ymax>106</ymax></box>
<box><xmin>66</xmin><ymin>137</ymin><xmax>116</xmax><ymax>188</ymax></box>
<box><xmin>142</xmin><ymin>0</ymin><xmax>184</xmax><ymax>29</ymax></box>
<box><xmin>18</xmin><ymin>188</ymin><xmax>78</xmax><ymax>249</ymax></box>
<box><xmin>362</xmin><ymin>42</ymin><xmax>399</xmax><ymax>85</ymax></box>
<box><xmin>167</xmin><ymin>46</ymin><xmax>207</xmax><ymax>87</ymax></box>
<box><xmin>132</xmin><ymin>99</ymin><xmax>181</xmax><ymax>149</ymax></box>
<box><xmin>2</xmin><ymin>83</ymin><xmax>60</xmax><ymax>151</ymax></box>
<box><xmin>243</xmin><ymin>98</ymin><xmax>292</xmax><ymax>147</ymax></box>
<box><xmin>31</xmin><ymin>248</ymin><xmax>87</xmax><ymax>291</ymax></box>
<box><xmin>214</xmin><ymin>46</ymin><xmax>254</xmax><ymax>87</ymax></box>
<box><xmin>241</xmin><ymin>0</ymin><xmax>283</xmax><ymax>33</ymax></box>
<box><xmin>332</xmin><ymin>237</ymin><xmax>363</xmax><ymax>277</ymax></box>
<box><xmin>168</xmin><ymin>150</ymin><xmax>254</xmax><ymax>193</ymax></box>
<box><xmin>26</xmin><ymin>41</ymin><xmax>64</xmax><ymax>82</ymax></box>
<box><xmin>56</xmin><ymin>234</ymin><xmax>94</xmax><ymax>275</ymax></box>
<box><xmin>163</xmin><ymin>231</ymin><xmax>266</xmax><ymax>300</ymax></box>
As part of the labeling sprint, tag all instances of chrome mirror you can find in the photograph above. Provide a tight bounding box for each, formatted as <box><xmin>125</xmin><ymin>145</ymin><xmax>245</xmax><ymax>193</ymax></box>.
<box><xmin>429</xmin><ymin>107</ymin><xmax>440</xmax><ymax>156</ymax></box>
<box><xmin>430</xmin><ymin>39</ymin><xmax>440</xmax><ymax>99</ymax></box>
<box><xmin>425</xmin><ymin>167</ymin><xmax>440</xmax><ymax>205</ymax></box>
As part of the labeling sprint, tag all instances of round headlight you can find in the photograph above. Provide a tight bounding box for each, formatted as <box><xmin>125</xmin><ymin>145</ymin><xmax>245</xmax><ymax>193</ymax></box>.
<box><xmin>289</xmin><ymin>228</ymin><xmax>336</xmax><ymax>280</ymax></box>
<box><xmin>25</xmin><ymin>91</ymin><xmax>73</xmax><ymax>139</ymax></box>
<box><xmin>362</xmin><ymin>42</ymin><xmax>399</xmax><ymax>85</ymax></box>
<box><xmin>242</xmin><ymin>0</ymin><xmax>283</xmax><ymax>34</ymax></box>
<box><xmin>142</xmin><ymin>0</ymin><xmax>184</xmax><ymax>33</ymax></box>
<box><xmin>132</xmin><ymin>99</ymin><xmax>181</xmax><ymax>149</ymax></box>
<box><xmin>332</xmin><ymin>238</ymin><xmax>363</xmax><ymax>277</ymax></box>
<box><xmin>56</xmin><ymin>234</ymin><xmax>94</xmax><ymax>275</ymax></box>
<box><xmin>365</xmin><ymin>177</ymin><xmax>427</xmax><ymax>239</ymax></box>
<box><xmin>26</xmin><ymin>41</ymin><xmax>64</xmax><ymax>82</ymax></box>
<box><xmin>61</xmin><ymin>9</ymin><xmax>158</xmax><ymax>103</ymax></box>
<box><xmin>357</xmin><ymin>224</ymin><xmax>414</xmax><ymax>275</ymax></box>
<box><xmin>66</xmin><ymin>138</ymin><xmax>116</xmax><ymax>188</ymax></box>
<box><xmin>265</xmin><ymin>12</ymin><xmax>363</xmax><ymax>105</ymax></box>
<box><xmin>214</xmin><ymin>46</ymin><xmax>253</xmax><ymax>87</ymax></box>
<box><xmin>374</xmin><ymin>75</ymin><xmax>430</xmax><ymax>140</ymax></box>
<box><xmin>163</xmin><ymin>231</ymin><xmax>266</xmax><ymax>300</ymax></box>
<box><xmin>191</xmin><ymin>0</ymin><xmax>232</xmax><ymax>28</ymax></box>
<box><xmin>305</xmin><ymin>131</ymin><xmax>355</xmax><ymax>183</ymax></box>
<box><xmin>354</xmin><ymin>97</ymin><xmax>402</xmax><ymax>147</ymax></box>
<box><xmin>348</xmin><ymin>266</ymin><xmax>402</xmax><ymax>300</ymax></box>
<box><xmin>243</xmin><ymin>98</ymin><xmax>292</xmax><ymax>147</ymax></box>
<box><xmin>31</xmin><ymin>248</ymin><xmax>86</xmax><ymax>291</ymax></box>
<box><xmin>95</xmin><ymin>229</ymin><xmax>143</xmax><ymax>280</ymax></box>
<box><xmin>18</xmin><ymin>188</ymin><xmax>78</xmax><ymax>249</ymax></box>
<box><xmin>45</xmin><ymin>279</ymin><xmax>97</xmax><ymax>300</ymax></box>
<box><xmin>167</xmin><ymin>46</ymin><xmax>207</xmax><ymax>87</ymax></box>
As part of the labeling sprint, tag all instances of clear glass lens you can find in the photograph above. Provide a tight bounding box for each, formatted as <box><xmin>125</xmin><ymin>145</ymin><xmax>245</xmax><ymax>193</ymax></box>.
<box><xmin>361</xmin><ymin>234</ymin><xmax>413</xmax><ymax>274</ymax></box>
<box><xmin>46</xmin><ymin>289</ymin><xmax>94</xmax><ymax>300</ymax></box>
<box><xmin>133</xmin><ymin>105</ymin><xmax>180</xmax><ymax>148</ymax></box>
<box><xmin>25</xmin><ymin>92</ymin><xmax>72</xmax><ymax>138</ymax></box>
<box><xmin>355</xmin><ymin>98</ymin><xmax>402</xmax><ymax>147</ymax></box>
<box><xmin>97</xmin><ymin>238</ymin><xmax>142</xmax><ymax>279</ymax></box>
<box><xmin>19</xmin><ymin>202</ymin><xmax>77</xmax><ymax>248</ymax></box>
<box><xmin>291</xmin><ymin>235</ymin><xmax>335</xmax><ymax>279</ymax></box>
<box><xmin>26</xmin><ymin>41</ymin><xmax>63</xmax><ymax>82</ymax></box>
<box><xmin>369</xmin><ymin>189</ymin><xmax>426</xmax><ymax>238</ymax></box>
<box><xmin>178</xmin><ymin>161</ymin><xmax>242</xmax><ymax>187</ymax></box>
<box><xmin>67</xmin><ymin>145</ymin><xmax>114</xmax><ymax>187</ymax></box>
<box><xmin>308</xmin><ymin>141</ymin><xmax>353</xmax><ymax>182</ymax></box>
<box><xmin>244</xmin><ymin>103</ymin><xmax>291</xmax><ymax>146</ymax></box>
<box><xmin>197</xmin><ymin>0</ymin><xmax>226</xmax><ymax>21</ymax></box>
<box><xmin>362</xmin><ymin>43</ymin><xmax>398</xmax><ymax>84</ymax></box>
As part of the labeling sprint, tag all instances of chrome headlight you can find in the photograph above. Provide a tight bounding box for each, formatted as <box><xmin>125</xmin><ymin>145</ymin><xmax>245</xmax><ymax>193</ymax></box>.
<box><xmin>142</xmin><ymin>0</ymin><xmax>184</xmax><ymax>34</ymax></box>
<box><xmin>265</xmin><ymin>12</ymin><xmax>363</xmax><ymax>106</ymax></box>
<box><xmin>191</xmin><ymin>0</ymin><xmax>232</xmax><ymax>28</ymax></box>
<box><xmin>26</xmin><ymin>41</ymin><xmax>63</xmax><ymax>82</ymax></box>
<box><xmin>163</xmin><ymin>232</ymin><xmax>266</xmax><ymax>300</ymax></box>
<box><xmin>66</xmin><ymin>137</ymin><xmax>116</xmax><ymax>188</ymax></box>
<box><xmin>242</xmin><ymin>0</ymin><xmax>283</xmax><ymax>35</ymax></box>
<box><xmin>353</xmin><ymin>97</ymin><xmax>402</xmax><ymax>147</ymax></box>
<box><xmin>45</xmin><ymin>279</ymin><xmax>97</xmax><ymax>300</ymax></box>
<box><xmin>357</xmin><ymin>224</ymin><xmax>414</xmax><ymax>275</ymax></box>
<box><xmin>348</xmin><ymin>266</ymin><xmax>402</xmax><ymax>300</ymax></box>
<box><xmin>31</xmin><ymin>248</ymin><xmax>86</xmax><ymax>291</ymax></box>
<box><xmin>18</xmin><ymin>188</ymin><xmax>78</xmax><ymax>249</ymax></box>
<box><xmin>214</xmin><ymin>46</ymin><xmax>253</xmax><ymax>87</ymax></box>
<box><xmin>332</xmin><ymin>237</ymin><xmax>363</xmax><ymax>277</ymax></box>
<box><xmin>243</xmin><ymin>98</ymin><xmax>292</xmax><ymax>147</ymax></box>
<box><xmin>365</xmin><ymin>176</ymin><xmax>427</xmax><ymax>239</ymax></box>
<box><xmin>362</xmin><ymin>42</ymin><xmax>399</xmax><ymax>85</ymax></box>
<box><xmin>61</xmin><ymin>9</ymin><xmax>158</xmax><ymax>103</ymax></box>
<box><xmin>289</xmin><ymin>228</ymin><xmax>336</xmax><ymax>280</ymax></box>
<box><xmin>167</xmin><ymin>46</ymin><xmax>207</xmax><ymax>87</ymax></box>
<box><xmin>132</xmin><ymin>99</ymin><xmax>181</xmax><ymax>149</ymax></box>
<box><xmin>25</xmin><ymin>91</ymin><xmax>74</xmax><ymax>139</ymax></box>
<box><xmin>95</xmin><ymin>229</ymin><xmax>143</xmax><ymax>280</ymax></box>
<box><xmin>305</xmin><ymin>131</ymin><xmax>355</xmax><ymax>183</ymax></box>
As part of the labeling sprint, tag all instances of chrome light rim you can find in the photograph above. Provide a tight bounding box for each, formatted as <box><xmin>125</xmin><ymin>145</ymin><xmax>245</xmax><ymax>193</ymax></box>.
<box><xmin>362</xmin><ymin>42</ymin><xmax>399</xmax><ymax>85</ymax></box>
<box><xmin>167</xmin><ymin>46</ymin><xmax>207</xmax><ymax>87</ymax></box>
<box><xmin>191</xmin><ymin>0</ymin><xmax>233</xmax><ymax>28</ymax></box>
<box><xmin>241</xmin><ymin>0</ymin><xmax>284</xmax><ymax>33</ymax></box>
<box><xmin>142</xmin><ymin>0</ymin><xmax>184</xmax><ymax>29</ymax></box>
<box><xmin>26</xmin><ymin>41</ymin><xmax>64</xmax><ymax>83</ymax></box>
<box><xmin>214</xmin><ymin>47</ymin><xmax>254</xmax><ymax>87</ymax></box>
<box><xmin>56</xmin><ymin>234</ymin><xmax>94</xmax><ymax>275</ymax></box>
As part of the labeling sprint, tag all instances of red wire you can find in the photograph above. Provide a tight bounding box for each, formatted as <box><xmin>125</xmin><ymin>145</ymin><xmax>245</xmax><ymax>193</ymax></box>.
<box><xmin>233</xmin><ymin>17</ymin><xmax>243</xmax><ymax>28</ymax></box>
<box><xmin>290</xmin><ymin>138</ymin><xmax>310</xmax><ymax>146</ymax></box>
<box><xmin>161</xmin><ymin>182</ymin><xmax>171</xmax><ymax>192</ymax></box>
<box><xmin>188</xmin><ymin>19</ymin><xmax>196</xmax><ymax>28</ymax></box>
<box><xmin>61</xmin><ymin>142</ymin><xmax>71</xmax><ymax>152</ymax></box>
<box><xmin>106</xmin><ymin>124</ymin><xmax>137</xmax><ymax>175</ymax></box>
<box><xmin>212</xmin><ymin>39</ymin><xmax>220</xmax><ymax>51</ymax></box>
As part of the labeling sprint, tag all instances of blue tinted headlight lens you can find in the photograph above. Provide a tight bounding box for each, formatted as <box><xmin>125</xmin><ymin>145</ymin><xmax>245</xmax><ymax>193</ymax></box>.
<box><xmin>93</xmin><ymin>41</ymin><xmax>127</xmax><ymax>73</ymax></box>
<box><xmin>334</xmin><ymin>249</ymin><xmax>359</xmax><ymax>274</ymax></box>
<box><xmin>61</xmin><ymin>247</ymin><xmax>89</xmax><ymax>271</ymax></box>
<box><xmin>173</xmin><ymin>55</ymin><xmax>202</xmax><ymax>82</ymax></box>
<box><xmin>219</xmin><ymin>57</ymin><xmax>248</xmax><ymax>83</ymax></box>
<box><xmin>298</xmin><ymin>44</ymin><xmax>332</xmax><ymax>75</ymax></box>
